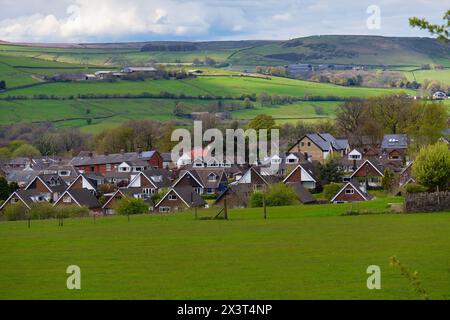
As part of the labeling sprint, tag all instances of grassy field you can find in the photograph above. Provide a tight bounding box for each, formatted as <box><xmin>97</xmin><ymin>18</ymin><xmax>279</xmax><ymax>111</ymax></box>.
<box><xmin>405</xmin><ymin>69</ymin><xmax>450</xmax><ymax>85</ymax></box>
<box><xmin>1</xmin><ymin>196</ymin><xmax>449</xmax><ymax>300</ymax></box>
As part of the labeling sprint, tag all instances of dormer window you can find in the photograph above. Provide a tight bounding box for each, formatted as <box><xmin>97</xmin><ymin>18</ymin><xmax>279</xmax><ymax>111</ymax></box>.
<box><xmin>208</xmin><ymin>173</ymin><xmax>218</xmax><ymax>182</ymax></box>
<box><xmin>168</xmin><ymin>194</ymin><xmax>177</xmax><ymax>201</ymax></box>
<box><xmin>151</xmin><ymin>175</ymin><xmax>162</xmax><ymax>183</ymax></box>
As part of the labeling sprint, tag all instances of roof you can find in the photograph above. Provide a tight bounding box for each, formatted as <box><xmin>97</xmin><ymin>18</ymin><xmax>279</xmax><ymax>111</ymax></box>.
<box><xmin>70</xmin><ymin>150</ymin><xmax>157</xmax><ymax>166</ymax></box>
<box><xmin>381</xmin><ymin>134</ymin><xmax>408</xmax><ymax>149</ymax></box>
<box><xmin>55</xmin><ymin>189</ymin><xmax>101</xmax><ymax>209</ymax></box>
<box><xmin>179</xmin><ymin>168</ymin><xmax>227</xmax><ymax>189</ymax></box>
<box><xmin>0</xmin><ymin>189</ymin><xmax>47</xmax><ymax>210</ymax></box>
<box><xmin>5</xmin><ymin>170</ymin><xmax>38</xmax><ymax>183</ymax></box>
<box><xmin>141</xmin><ymin>169</ymin><xmax>172</xmax><ymax>188</ymax></box>
<box><xmin>285</xmin><ymin>183</ymin><xmax>316</xmax><ymax>204</ymax></box>
<box><xmin>155</xmin><ymin>186</ymin><xmax>206</xmax><ymax>208</ymax></box>
<box><xmin>330</xmin><ymin>181</ymin><xmax>373</xmax><ymax>202</ymax></box>
<box><xmin>26</xmin><ymin>174</ymin><xmax>68</xmax><ymax>193</ymax></box>
<box><xmin>161</xmin><ymin>153</ymin><xmax>173</xmax><ymax>162</ymax></box>
<box><xmin>291</xmin><ymin>133</ymin><xmax>348</xmax><ymax>152</ymax></box>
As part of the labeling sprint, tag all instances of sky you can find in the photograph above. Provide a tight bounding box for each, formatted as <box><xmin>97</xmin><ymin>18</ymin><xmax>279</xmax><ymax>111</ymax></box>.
<box><xmin>0</xmin><ymin>0</ymin><xmax>449</xmax><ymax>43</ymax></box>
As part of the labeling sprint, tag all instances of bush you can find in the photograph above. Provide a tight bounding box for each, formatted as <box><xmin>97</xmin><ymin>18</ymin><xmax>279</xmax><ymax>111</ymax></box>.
<box><xmin>405</xmin><ymin>183</ymin><xmax>428</xmax><ymax>194</ymax></box>
<box><xmin>2</xmin><ymin>204</ymin><xmax>28</xmax><ymax>221</ymax></box>
<box><xmin>29</xmin><ymin>203</ymin><xmax>57</xmax><ymax>219</ymax></box>
<box><xmin>114</xmin><ymin>198</ymin><xmax>148</xmax><ymax>215</ymax></box>
<box><xmin>58</xmin><ymin>205</ymin><xmax>90</xmax><ymax>218</ymax></box>
<box><xmin>249</xmin><ymin>191</ymin><xmax>263</xmax><ymax>207</ymax></box>
<box><xmin>265</xmin><ymin>183</ymin><xmax>299</xmax><ymax>206</ymax></box>
<box><xmin>323</xmin><ymin>183</ymin><xmax>344</xmax><ymax>201</ymax></box>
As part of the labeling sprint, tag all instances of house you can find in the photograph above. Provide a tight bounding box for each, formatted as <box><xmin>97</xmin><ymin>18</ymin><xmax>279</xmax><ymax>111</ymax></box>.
<box><xmin>381</xmin><ymin>134</ymin><xmax>408</xmax><ymax>161</ymax></box>
<box><xmin>0</xmin><ymin>189</ymin><xmax>50</xmax><ymax>211</ymax></box>
<box><xmin>117</xmin><ymin>160</ymin><xmax>149</xmax><ymax>173</ymax></box>
<box><xmin>122</xmin><ymin>67</ymin><xmax>157</xmax><ymax>73</ymax></box>
<box><xmin>70</xmin><ymin>150</ymin><xmax>162</xmax><ymax>174</ymax></box>
<box><xmin>53</xmin><ymin>189</ymin><xmax>102</xmax><ymax>213</ymax></box>
<box><xmin>5</xmin><ymin>170</ymin><xmax>38</xmax><ymax>188</ymax></box>
<box><xmin>233</xmin><ymin>167</ymin><xmax>273</xmax><ymax>191</ymax></box>
<box><xmin>127</xmin><ymin>169</ymin><xmax>172</xmax><ymax>196</ymax></box>
<box><xmin>399</xmin><ymin>161</ymin><xmax>415</xmax><ymax>187</ymax></box>
<box><xmin>285</xmin><ymin>183</ymin><xmax>317</xmax><ymax>204</ymax></box>
<box><xmin>349</xmin><ymin>160</ymin><xmax>384</xmax><ymax>189</ymax></box>
<box><xmin>215</xmin><ymin>184</ymin><xmax>253</xmax><ymax>209</ymax></box>
<box><xmin>154</xmin><ymin>187</ymin><xmax>206</xmax><ymax>213</ymax></box>
<box><xmin>42</xmin><ymin>164</ymin><xmax>79</xmax><ymax>184</ymax></box>
<box><xmin>161</xmin><ymin>152</ymin><xmax>175</xmax><ymax>169</ymax></box>
<box><xmin>25</xmin><ymin>174</ymin><xmax>67</xmax><ymax>202</ymax></box>
<box><xmin>174</xmin><ymin>168</ymin><xmax>228</xmax><ymax>196</ymax></box>
<box><xmin>330</xmin><ymin>181</ymin><xmax>373</xmax><ymax>203</ymax></box>
<box><xmin>66</xmin><ymin>174</ymin><xmax>98</xmax><ymax>193</ymax></box>
<box><xmin>288</xmin><ymin>133</ymin><xmax>349</xmax><ymax>163</ymax></box>
<box><xmin>102</xmin><ymin>187</ymin><xmax>156</xmax><ymax>215</ymax></box>
<box><xmin>282</xmin><ymin>162</ymin><xmax>319</xmax><ymax>190</ymax></box>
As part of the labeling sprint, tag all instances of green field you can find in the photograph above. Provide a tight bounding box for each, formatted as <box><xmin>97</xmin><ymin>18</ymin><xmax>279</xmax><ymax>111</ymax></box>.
<box><xmin>1</xmin><ymin>196</ymin><xmax>450</xmax><ymax>300</ymax></box>
<box><xmin>405</xmin><ymin>69</ymin><xmax>450</xmax><ymax>85</ymax></box>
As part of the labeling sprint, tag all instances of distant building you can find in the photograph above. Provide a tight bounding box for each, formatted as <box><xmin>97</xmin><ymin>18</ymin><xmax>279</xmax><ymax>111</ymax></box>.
<box><xmin>432</xmin><ymin>91</ymin><xmax>447</xmax><ymax>100</ymax></box>
<box><xmin>122</xmin><ymin>67</ymin><xmax>157</xmax><ymax>73</ymax></box>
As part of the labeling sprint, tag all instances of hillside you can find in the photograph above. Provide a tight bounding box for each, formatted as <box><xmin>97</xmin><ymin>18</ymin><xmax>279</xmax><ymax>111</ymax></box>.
<box><xmin>1</xmin><ymin>35</ymin><xmax>449</xmax><ymax>67</ymax></box>
<box><xmin>228</xmin><ymin>35</ymin><xmax>450</xmax><ymax>67</ymax></box>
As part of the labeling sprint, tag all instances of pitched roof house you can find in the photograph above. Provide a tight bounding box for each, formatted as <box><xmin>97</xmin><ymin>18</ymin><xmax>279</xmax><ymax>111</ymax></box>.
<box><xmin>288</xmin><ymin>133</ymin><xmax>349</xmax><ymax>163</ymax></box>
<box><xmin>0</xmin><ymin>189</ymin><xmax>51</xmax><ymax>211</ymax></box>
<box><xmin>350</xmin><ymin>160</ymin><xmax>385</xmax><ymax>188</ymax></box>
<box><xmin>282</xmin><ymin>162</ymin><xmax>319</xmax><ymax>190</ymax></box>
<box><xmin>381</xmin><ymin>134</ymin><xmax>408</xmax><ymax>160</ymax></box>
<box><xmin>154</xmin><ymin>187</ymin><xmax>206</xmax><ymax>213</ymax></box>
<box><xmin>53</xmin><ymin>189</ymin><xmax>102</xmax><ymax>212</ymax></box>
<box><xmin>330</xmin><ymin>181</ymin><xmax>373</xmax><ymax>203</ymax></box>
<box><xmin>25</xmin><ymin>174</ymin><xmax>68</xmax><ymax>202</ymax></box>
<box><xmin>70</xmin><ymin>150</ymin><xmax>162</xmax><ymax>174</ymax></box>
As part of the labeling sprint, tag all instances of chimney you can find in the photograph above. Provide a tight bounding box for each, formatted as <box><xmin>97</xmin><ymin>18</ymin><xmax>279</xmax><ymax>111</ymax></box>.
<box><xmin>137</xmin><ymin>146</ymin><xmax>143</xmax><ymax>158</ymax></box>
<box><xmin>88</xmin><ymin>152</ymin><xmax>93</xmax><ymax>158</ymax></box>
<box><xmin>120</xmin><ymin>149</ymin><xmax>125</xmax><ymax>155</ymax></box>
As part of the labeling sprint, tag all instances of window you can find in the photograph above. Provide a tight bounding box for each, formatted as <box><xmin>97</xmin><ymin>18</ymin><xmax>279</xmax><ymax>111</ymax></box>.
<box><xmin>207</xmin><ymin>188</ymin><xmax>215</xmax><ymax>194</ymax></box>
<box><xmin>143</xmin><ymin>188</ymin><xmax>155</xmax><ymax>195</ymax></box>
<box><xmin>301</xmin><ymin>142</ymin><xmax>305</xmax><ymax>147</ymax></box>
<box><xmin>208</xmin><ymin>173</ymin><xmax>217</xmax><ymax>182</ymax></box>
<box><xmin>11</xmin><ymin>197</ymin><xmax>19</xmax><ymax>204</ymax></box>
<box><xmin>168</xmin><ymin>194</ymin><xmax>177</xmax><ymax>201</ymax></box>
<box><xmin>63</xmin><ymin>195</ymin><xmax>72</xmax><ymax>203</ymax></box>
<box><xmin>159</xmin><ymin>207</ymin><xmax>170</xmax><ymax>213</ymax></box>
<box><xmin>307</xmin><ymin>142</ymin><xmax>311</xmax><ymax>147</ymax></box>
<box><xmin>151</xmin><ymin>176</ymin><xmax>162</xmax><ymax>183</ymax></box>
<box><xmin>106</xmin><ymin>164</ymin><xmax>111</xmax><ymax>172</ymax></box>
<box><xmin>345</xmin><ymin>189</ymin><xmax>354</xmax><ymax>195</ymax></box>
<box><xmin>59</xmin><ymin>170</ymin><xmax>70</xmax><ymax>176</ymax></box>
<box><xmin>194</xmin><ymin>187</ymin><xmax>203</xmax><ymax>194</ymax></box>
<box><xmin>350</xmin><ymin>154</ymin><xmax>361</xmax><ymax>160</ymax></box>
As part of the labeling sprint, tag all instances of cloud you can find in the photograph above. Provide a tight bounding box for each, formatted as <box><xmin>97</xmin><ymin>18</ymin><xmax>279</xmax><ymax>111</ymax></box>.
<box><xmin>0</xmin><ymin>0</ymin><xmax>449</xmax><ymax>42</ymax></box>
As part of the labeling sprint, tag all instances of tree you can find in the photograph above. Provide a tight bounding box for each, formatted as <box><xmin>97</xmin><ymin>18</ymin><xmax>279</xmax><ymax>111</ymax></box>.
<box><xmin>323</xmin><ymin>183</ymin><xmax>344</xmax><ymax>201</ymax></box>
<box><xmin>114</xmin><ymin>198</ymin><xmax>148</xmax><ymax>215</ymax></box>
<box><xmin>335</xmin><ymin>100</ymin><xmax>366</xmax><ymax>136</ymax></box>
<box><xmin>11</xmin><ymin>144</ymin><xmax>41</xmax><ymax>158</ymax></box>
<box><xmin>243</xmin><ymin>97</ymin><xmax>253</xmax><ymax>109</ymax></box>
<box><xmin>257</xmin><ymin>92</ymin><xmax>272</xmax><ymax>106</ymax></box>
<box><xmin>409</xmin><ymin>10</ymin><xmax>449</xmax><ymax>43</ymax></box>
<box><xmin>381</xmin><ymin>168</ymin><xmax>395</xmax><ymax>192</ymax></box>
<box><xmin>317</xmin><ymin>159</ymin><xmax>342</xmax><ymax>185</ymax></box>
<box><xmin>412</xmin><ymin>142</ymin><xmax>450</xmax><ymax>191</ymax></box>
<box><xmin>265</xmin><ymin>183</ymin><xmax>299</xmax><ymax>206</ymax></box>
<box><xmin>247</xmin><ymin>114</ymin><xmax>277</xmax><ymax>132</ymax></box>
<box><xmin>0</xmin><ymin>177</ymin><xmax>10</xmax><ymax>201</ymax></box>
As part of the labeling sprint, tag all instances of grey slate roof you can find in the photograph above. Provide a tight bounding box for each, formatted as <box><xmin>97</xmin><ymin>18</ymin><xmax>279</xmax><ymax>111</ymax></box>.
<box><xmin>71</xmin><ymin>150</ymin><xmax>157</xmax><ymax>166</ymax></box>
<box><xmin>63</xmin><ymin>189</ymin><xmax>101</xmax><ymax>209</ymax></box>
<box><xmin>172</xmin><ymin>187</ymin><xmax>206</xmax><ymax>207</ymax></box>
<box><xmin>285</xmin><ymin>183</ymin><xmax>317</xmax><ymax>204</ymax></box>
<box><xmin>381</xmin><ymin>134</ymin><xmax>408</xmax><ymax>149</ymax></box>
<box><xmin>299</xmin><ymin>133</ymin><xmax>348</xmax><ymax>152</ymax></box>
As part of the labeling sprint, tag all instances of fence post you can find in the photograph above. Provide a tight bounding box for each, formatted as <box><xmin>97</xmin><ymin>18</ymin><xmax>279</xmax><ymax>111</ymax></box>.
<box><xmin>224</xmin><ymin>197</ymin><xmax>228</xmax><ymax>220</ymax></box>
<box><xmin>263</xmin><ymin>192</ymin><xmax>267</xmax><ymax>220</ymax></box>
<box><xmin>195</xmin><ymin>207</ymin><xmax>198</xmax><ymax>220</ymax></box>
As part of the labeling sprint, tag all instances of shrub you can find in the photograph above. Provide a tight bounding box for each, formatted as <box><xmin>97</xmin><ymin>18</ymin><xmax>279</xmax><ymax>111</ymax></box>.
<box><xmin>249</xmin><ymin>191</ymin><xmax>264</xmax><ymax>208</ymax></box>
<box><xmin>114</xmin><ymin>198</ymin><xmax>148</xmax><ymax>215</ymax></box>
<box><xmin>3</xmin><ymin>204</ymin><xmax>28</xmax><ymax>221</ymax></box>
<box><xmin>57</xmin><ymin>205</ymin><xmax>90</xmax><ymax>218</ymax></box>
<box><xmin>265</xmin><ymin>183</ymin><xmax>298</xmax><ymax>206</ymax></box>
<box><xmin>323</xmin><ymin>183</ymin><xmax>344</xmax><ymax>201</ymax></box>
<box><xmin>413</xmin><ymin>142</ymin><xmax>450</xmax><ymax>191</ymax></box>
<box><xmin>29</xmin><ymin>203</ymin><xmax>57</xmax><ymax>219</ymax></box>
<box><xmin>405</xmin><ymin>183</ymin><xmax>428</xmax><ymax>194</ymax></box>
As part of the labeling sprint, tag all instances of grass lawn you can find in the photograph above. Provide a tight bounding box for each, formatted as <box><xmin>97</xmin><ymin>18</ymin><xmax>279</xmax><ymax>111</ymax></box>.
<box><xmin>1</xmin><ymin>197</ymin><xmax>450</xmax><ymax>300</ymax></box>
<box><xmin>405</xmin><ymin>69</ymin><xmax>450</xmax><ymax>85</ymax></box>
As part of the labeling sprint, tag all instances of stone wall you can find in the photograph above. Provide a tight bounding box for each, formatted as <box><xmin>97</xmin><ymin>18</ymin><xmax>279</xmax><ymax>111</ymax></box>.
<box><xmin>405</xmin><ymin>191</ymin><xmax>450</xmax><ymax>212</ymax></box>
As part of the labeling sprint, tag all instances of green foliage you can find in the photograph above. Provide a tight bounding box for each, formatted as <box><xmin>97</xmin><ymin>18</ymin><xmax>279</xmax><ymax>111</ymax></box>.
<box><xmin>323</xmin><ymin>183</ymin><xmax>344</xmax><ymax>201</ymax></box>
<box><xmin>247</xmin><ymin>114</ymin><xmax>277</xmax><ymax>131</ymax></box>
<box><xmin>0</xmin><ymin>177</ymin><xmax>10</xmax><ymax>201</ymax></box>
<box><xmin>249</xmin><ymin>191</ymin><xmax>264</xmax><ymax>208</ymax></box>
<box><xmin>11</xmin><ymin>144</ymin><xmax>41</xmax><ymax>158</ymax></box>
<box><xmin>2</xmin><ymin>203</ymin><xmax>28</xmax><ymax>221</ymax></box>
<box><xmin>409</xmin><ymin>10</ymin><xmax>449</xmax><ymax>43</ymax></box>
<box><xmin>29</xmin><ymin>203</ymin><xmax>57</xmax><ymax>220</ymax></box>
<box><xmin>249</xmin><ymin>184</ymin><xmax>299</xmax><ymax>207</ymax></box>
<box><xmin>405</xmin><ymin>183</ymin><xmax>428</xmax><ymax>194</ymax></box>
<box><xmin>381</xmin><ymin>168</ymin><xmax>395</xmax><ymax>192</ymax></box>
<box><xmin>412</xmin><ymin>142</ymin><xmax>450</xmax><ymax>191</ymax></box>
<box><xmin>57</xmin><ymin>205</ymin><xmax>90</xmax><ymax>218</ymax></box>
<box><xmin>317</xmin><ymin>159</ymin><xmax>342</xmax><ymax>184</ymax></box>
<box><xmin>114</xmin><ymin>197</ymin><xmax>148</xmax><ymax>215</ymax></box>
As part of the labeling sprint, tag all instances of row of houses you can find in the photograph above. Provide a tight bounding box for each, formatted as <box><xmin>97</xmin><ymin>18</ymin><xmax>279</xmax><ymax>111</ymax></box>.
<box><xmin>0</xmin><ymin>132</ymin><xmax>436</xmax><ymax>215</ymax></box>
